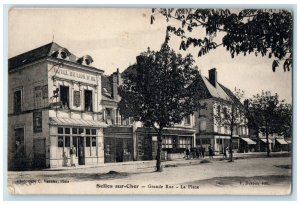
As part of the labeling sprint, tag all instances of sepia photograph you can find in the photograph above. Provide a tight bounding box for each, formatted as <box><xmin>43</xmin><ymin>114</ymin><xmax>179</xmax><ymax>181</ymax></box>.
<box><xmin>7</xmin><ymin>7</ymin><xmax>293</xmax><ymax>195</ymax></box>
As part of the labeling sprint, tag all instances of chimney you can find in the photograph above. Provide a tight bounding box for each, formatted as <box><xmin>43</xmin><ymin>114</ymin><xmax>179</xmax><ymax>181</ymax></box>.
<box><xmin>112</xmin><ymin>68</ymin><xmax>121</xmax><ymax>101</ymax></box>
<box><xmin>208</xmin><ymin>68</ymin><xmax>217</xmax><ymax>87</ymax></box>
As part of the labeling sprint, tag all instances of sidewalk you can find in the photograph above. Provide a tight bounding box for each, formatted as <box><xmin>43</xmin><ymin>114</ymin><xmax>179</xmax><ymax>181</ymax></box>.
<box><xmin>44</xmin><ymin>151</ymin><xmax>290</xmax><ymax>171</ymax></box>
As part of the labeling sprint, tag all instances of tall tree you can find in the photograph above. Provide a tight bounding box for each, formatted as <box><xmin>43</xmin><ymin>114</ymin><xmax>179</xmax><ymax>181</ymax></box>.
<box><xmin>118</xmin><ymin>43</ymin><xmax>202</xmax><ymax>171</ymax></box>
<box><xmin>214</xmin><ymin>88</ymin><xmax>245</xmax><ymax>162</ymax></box>
<box><xmin>246</xmin><ymin>91</ymin><xmax>291</xmax><ymax>157</ymax></box>
<box><xmin>151</xmin><ymin>9</ymin><xmax>292</xmax><ymax>72</ymax></box>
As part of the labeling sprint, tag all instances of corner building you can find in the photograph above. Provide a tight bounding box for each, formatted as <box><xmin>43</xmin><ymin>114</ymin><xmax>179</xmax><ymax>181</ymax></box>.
<box><xmin>8</xmin><ymin>42</ymin><xmax>107</xmax><ymax>170</ymax></box>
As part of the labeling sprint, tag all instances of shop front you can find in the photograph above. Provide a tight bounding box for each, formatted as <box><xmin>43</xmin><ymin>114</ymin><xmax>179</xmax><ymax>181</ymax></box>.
<box><xmin>135</xmin><ymin>127</ymin><xmax>196</xmax><ymax>161</ymax></box>
<box><xmin>103</xmin><ymin>127</ymin><xmax>133</xmax><ymax>163</ymax></box>
<box><xmin>49</xmin><ymin>117</ymin><xmax>106</xmax><ymax>167</ymax></box>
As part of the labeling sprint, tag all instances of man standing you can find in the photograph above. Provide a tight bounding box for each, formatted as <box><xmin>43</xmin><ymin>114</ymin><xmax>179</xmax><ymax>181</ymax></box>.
<box><xmin>70</xmin><ymin>146</ymin><xmax>76</xmax><ymax>167</ymax></box>
<box><xmin>208</xmin><ymin>144</ymin><xmax>213</xmax><ymax>159</ymax></box>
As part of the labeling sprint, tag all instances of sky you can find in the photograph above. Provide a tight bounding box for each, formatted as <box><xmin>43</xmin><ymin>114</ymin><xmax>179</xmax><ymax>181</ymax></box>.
<box><xmin>8</xmin><ymin>8</ymin><xmax>292</xmax><ymax>103</ymax></box>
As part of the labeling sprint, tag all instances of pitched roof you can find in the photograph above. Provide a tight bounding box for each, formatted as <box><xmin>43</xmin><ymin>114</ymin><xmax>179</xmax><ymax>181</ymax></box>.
<box><xmin>200</xmin><ymin>75</ymin><xmax>232</xmax><ymax>101</ymax></box>
<box><xmin>8</xmin><ymin>42</ymin><xmax>101</xmax><ymax>72</ymax></box>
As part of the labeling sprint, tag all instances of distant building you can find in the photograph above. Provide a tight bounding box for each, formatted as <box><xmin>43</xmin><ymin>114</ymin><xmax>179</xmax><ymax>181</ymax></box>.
<box><xmin>8</xmin><ymin>42</ymin><xmax>107</xmax><ymax>170</ymax></box>
<box><xmin>194</xmin><ymin>68</ymin><xmax>252</xmax><ymax>154</ymax></box>
<box><xmin>249</xmin><ymin>129</ymin><xmax>291</xmax><ymax>152</ymax></box>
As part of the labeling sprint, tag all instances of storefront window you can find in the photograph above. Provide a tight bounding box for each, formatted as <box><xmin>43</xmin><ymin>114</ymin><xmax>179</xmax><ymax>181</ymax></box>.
<box><xmin>86</xmin><ymin>137</ymin><xmax>91</xmax><ymax>147</ymax></box>
<box><xmin>92</xmin><ymin>137</ymin><xmax>96</xmax><ymax>147</ymax></box>
<box><xmin>65</xmin><ymin>136</ymin><xmax>70</xmax><ymax>147</ymax></box>
<box><xmin>58</xmin><ymin>127</ymin><xmax>63</xmax><ymax>134</ymax></box>
<box><xmin>58</xmin><ymin>136</ymin><xmax>64</xmax><ymax>147</ymax></box>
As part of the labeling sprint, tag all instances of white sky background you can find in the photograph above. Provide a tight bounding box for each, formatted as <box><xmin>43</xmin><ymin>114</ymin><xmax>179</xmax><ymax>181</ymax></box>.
<box><xmin>8</xmin><ymin>8</ymin><xmax>292</xmax><ymax>103</ymax></box>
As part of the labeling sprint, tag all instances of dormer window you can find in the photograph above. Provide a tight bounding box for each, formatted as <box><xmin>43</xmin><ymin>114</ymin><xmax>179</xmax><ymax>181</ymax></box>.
<box><xmin>51</xmin><ymin>48</ymin><xmax>71</xmax><ymax>60</ymax></box>
<box><xmin>77</xmin><ymin>55</ymin><xmax>94</xmax><ymax>66</ymax></box>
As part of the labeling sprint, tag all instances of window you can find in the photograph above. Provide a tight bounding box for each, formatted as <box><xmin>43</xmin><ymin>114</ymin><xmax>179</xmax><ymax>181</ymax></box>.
<box><xmin>179</xmin><ymin>136</ymin><xmax>192</xmax><ymax>148</ymax></box>
<box><xmin>60</xmin><ymin>86</ymin><xmax>69</xmax><ymax>109</ymax></box>
<box><xmin>115</xmin><ymin>109</ymin><xmax>121</xmax><ymax>125</ymax></box>
<box><xmin>86</xmin><ymin>137</ymin><xmax>91</xmax><ymax>147</ymax></box>
<box><xmin>72</xmin><ymin>128</ymin><xmax>78</xmax><ymax>134</ymax></box>
<box><xmin>14</xmin><ymin>90</ymin><xmax>22</xmax><ymax>114</ymax></box>
<box><xmin>200</xmin><ymin>120</ymin><xmax>206</xmax><ymax>131</ymax></box>
<box><xmin>33</xmin><ymin>111</ymin><xmax>42</xmax><ymax>133</ymax></box>
<box><xmin>65</xmin><ymin>128</ymin><xmax>70</xmax><ymax>134</ymax></box>
<box><xmin>58</xmin><ymin>127</ymin><xmax>64</xmax><ymax>134</ymax></box>
<box><xmin>163</xmin><ymin>136</ymin><xmax>173</xmax><ymax>148</ymax></box>
<box><xmin>72</xmin><ymin>136</ymin><xmax>78</xmax><ymax>156</ymax></box>
<box><xmin>14</xmin><ymin>128</ymin><xmax>25</xmax><ymax>157</ymax></box>
<box><xmin>217</xmin><ymin>105</ymin><xmax>221</xmax><ymax>116</ymax></box>
<box><xmin>92</xmin><ymin>137</ymin><xmax>96</xmax><ymax>147</ymax></box>
<box><xmin>184</xmin><ymin>116</ymin><xmax>191</xmax><ymax>125</ymax></box>
<box><xmin>201</xmin><ymin>138</ymin><xmax>211</xmax><ymax>145</ymax></box>
<box><xmin>92</xmin><ymin>129</ymin><xmax>96</xmax><ymax>135</ymax></box>
<box><xmin>84</xmin><ymin>90</ymin><xmax>93</xmax><ymax>112</ymax></box>
<box><xmin>58</xmin><ymin>136</ymin><xmax>64</xmax><ymax>147</ymax></box>
<box><xmin>65</xmin><ymin>136</ymin><xmax>70</xmax><ymax>147</ymax></box>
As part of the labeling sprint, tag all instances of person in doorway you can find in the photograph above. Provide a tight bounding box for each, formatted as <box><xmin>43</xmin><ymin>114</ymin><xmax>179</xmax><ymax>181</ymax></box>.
<box><xmin>208</xmin><ymin>144</ymin><xmax>213</xmax><ymax>159</ymax></box>
<box><xmin>70</xmin><ymin>146</ymin><xmax>76</xmax><ymax>167</ymax></box>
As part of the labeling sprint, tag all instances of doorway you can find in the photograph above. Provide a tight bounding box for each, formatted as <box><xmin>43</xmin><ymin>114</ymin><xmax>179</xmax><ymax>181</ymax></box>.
<box><xmin>116</xmin><ymin>138</ymin><xmax>123</xmax><ymax>162</ymax></box>
<box><xmin>33</xmin><ymin>138</ymin><xmax>46</xmax><ymax>168</ymax></box>
<box><xmin>78</xmin><ymin>137</ymin><xmax>85</xmax><ymax>165</ymax></box>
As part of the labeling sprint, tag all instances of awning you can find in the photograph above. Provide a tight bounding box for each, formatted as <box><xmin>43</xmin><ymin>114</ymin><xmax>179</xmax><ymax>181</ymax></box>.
<box><xmin>241</xmin><ymin>138</ymin><xmax>256</xmax><ymax>145</ymax></box>
<box><xmin>286</xmin><ymin>140</ymin><xmax>292</xmax><ymax>144</ymax></box>
<box><xmin>49</xmin><ymin>117</ymin><xmax>107</xmax><ymax>128</ymax></box>
<box><xmin>260</xmin><ymin>139</ymin><xmax>272</xmax><ymax>144</ymax></box>
<box><xmin>276</xmin><ymin>138</ymin><xmax>288</xmax><ymax>145</ymax></box>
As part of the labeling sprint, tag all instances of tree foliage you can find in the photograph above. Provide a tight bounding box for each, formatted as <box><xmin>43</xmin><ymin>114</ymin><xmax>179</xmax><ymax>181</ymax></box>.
<box><xmin>245</xmin><ymin>91</ymin><xmax>292</xmax><ymax>156</ymax></box>
<box><xmin>151</xmin><ymin>9</ymin><xmax>293</xmax><ymax>72</ymax></box>
<box><xmin>118</xmin><ymin>43</ymin><xmax>202</xmax><ymax>171</ymax></box>
<box><xmin>214</xmin><ymin>88</ymin><xmax>245</xmax><ymax>162</ymax></box>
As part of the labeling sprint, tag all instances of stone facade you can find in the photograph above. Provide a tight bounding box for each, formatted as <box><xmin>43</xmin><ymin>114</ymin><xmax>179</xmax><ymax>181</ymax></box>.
<box><xmin>8</xmin><ymin>42</ymin><xmax>107</xmax><ymax>170</ymax></box>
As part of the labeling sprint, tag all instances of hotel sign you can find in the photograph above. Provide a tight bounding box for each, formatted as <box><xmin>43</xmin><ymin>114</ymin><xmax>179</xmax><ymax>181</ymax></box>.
<box><xmin>53</xmin><ymin>67</ymin><xmax>97</xmax><ymax>82</ymax></box>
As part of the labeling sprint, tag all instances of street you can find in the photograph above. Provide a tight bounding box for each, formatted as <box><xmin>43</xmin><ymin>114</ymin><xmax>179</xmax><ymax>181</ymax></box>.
<box><xmin>8</xmin><ymin>155</ymin><xmax>292</xmax><ymax>195</ymax></box>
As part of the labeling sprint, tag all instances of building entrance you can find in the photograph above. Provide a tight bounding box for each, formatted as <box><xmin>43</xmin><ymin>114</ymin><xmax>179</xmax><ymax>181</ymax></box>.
<box><xmin>78</xmin><ymin>137</ymin><xmax>85</xmax><ymax>165</ymax></box>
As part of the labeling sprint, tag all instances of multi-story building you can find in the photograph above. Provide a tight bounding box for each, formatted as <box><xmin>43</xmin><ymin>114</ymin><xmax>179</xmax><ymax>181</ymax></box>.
<box><xmin>194</xmin><ymin>68</ymin><xmax>253</xmax><ymax>154</ymax></box>
<box><xmin>8</xmin><ymin>42</ymin><xmax>107</xmax><ymax>170</ymax></box>
<box><xmin>101</xmin><ymin>65</ymin><xmax>197</xmax><ymax>162</ymax></box>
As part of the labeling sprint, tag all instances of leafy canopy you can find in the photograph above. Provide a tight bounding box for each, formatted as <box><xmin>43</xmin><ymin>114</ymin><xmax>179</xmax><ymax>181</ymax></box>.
<box><xmin>118</xmin><ymin>43</ymin><xmax>202</xmax><ymax>129</ymax></box>
<box><xmin>246</xmin><ymin>91</ymin><xmax>292</xmax><ymax>136</ymax></box>
<box><xmin>151</xmin><ymin>9</ymin><xmax>292</xmax><ymax>72</ymax></box>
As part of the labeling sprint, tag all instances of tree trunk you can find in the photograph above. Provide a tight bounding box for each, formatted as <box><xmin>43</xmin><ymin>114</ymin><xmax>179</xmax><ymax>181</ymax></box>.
<box><xmin>256</xmin><ymin>130</ymin><xmax>260</xmax><ymax>152</ymax></box>
<box><xmin>228</xmin><ymin>133</ymin><xmax>234</xmax><ymax>162</ymax></box>
<box><xmin>266</xmin><ymin>131</ymin><xmax>270</xmax><ymax>157</ymax></box>
<box><xmin>156</xmin><ymin>129</ymin><xmax>163</xmax><ymax>172</ymax></box>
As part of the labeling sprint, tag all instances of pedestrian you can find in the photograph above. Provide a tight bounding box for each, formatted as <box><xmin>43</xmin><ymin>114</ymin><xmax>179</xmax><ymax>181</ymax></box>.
<box><xmin>70</xmin><ymin>146</ymin><xmax>76</xmax><ymax>167</ymax></box>
<box><xmin>223</xmin><ymin>146</ymin><xmax>227</xmax><ymax>159</ymax></box>
<box><xmin>201</xmin><ymin>146</ymin><xmax>205</xmax><ymax>158</ymax></box>
<box><xmin>208</xmin><ymin>144</ymin><xmax>213</xmax><ymax>159</ymax></box>
<box><xmin>196</xmin><ymin>148</ymin><xmax>200</xmax><ymax>158</ymax></box>
<box><xmin>185</xmin><ymin>148</ymin><xmax>190</xmax><ymax>160</ymax></box>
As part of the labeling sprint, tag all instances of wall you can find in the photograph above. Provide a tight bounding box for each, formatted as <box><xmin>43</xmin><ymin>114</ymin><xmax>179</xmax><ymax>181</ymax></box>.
<box><xmin>8</xmin><ymin>61</ymin><xmax>49</xmax><ymax>170</ymax></box>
